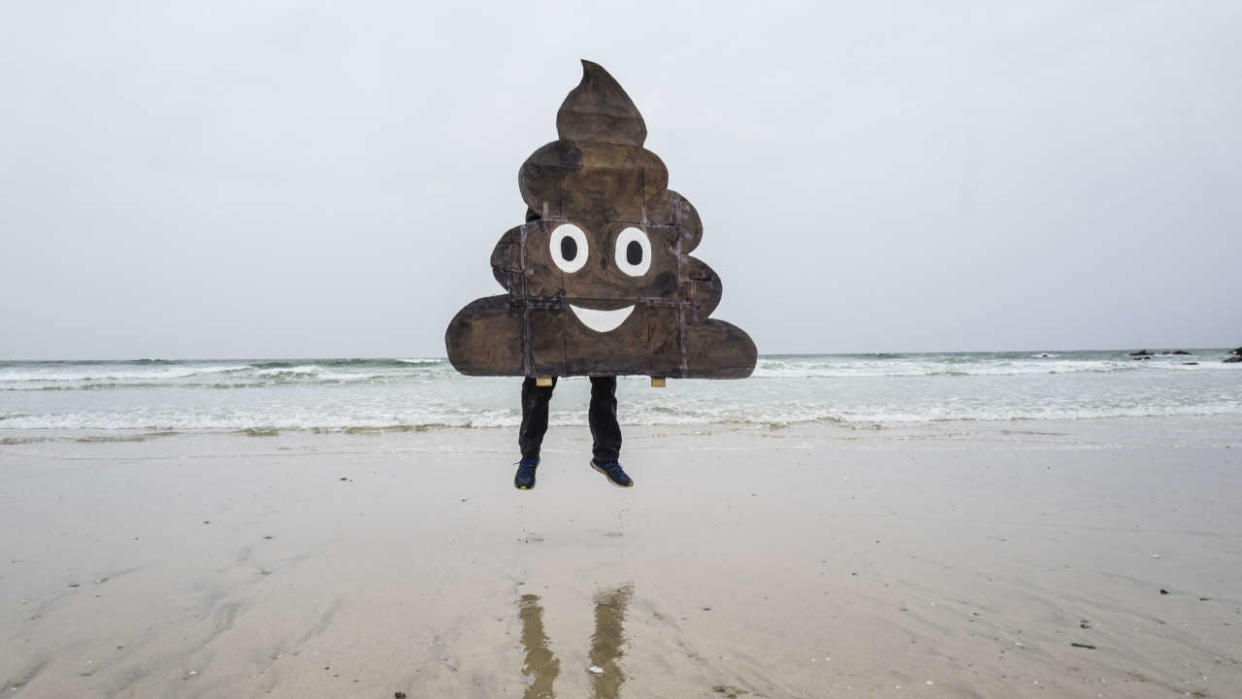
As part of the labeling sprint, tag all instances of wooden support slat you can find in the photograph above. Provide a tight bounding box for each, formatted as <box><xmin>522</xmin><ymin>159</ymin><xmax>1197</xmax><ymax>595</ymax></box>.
<box><xmin>535</xmin><ymin>376</ymin><xmax>554</xmax><ymax>387</ymax></box>
<box><xmin>650</xmin><ymin>377</ymin><xmax>666</xmax><ymax>388</ymax></box>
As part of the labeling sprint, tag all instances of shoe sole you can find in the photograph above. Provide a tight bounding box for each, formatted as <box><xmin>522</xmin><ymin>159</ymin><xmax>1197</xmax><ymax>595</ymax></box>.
<box><xmin>591</xmin><ymin>461</ymin><xmax>634</xmax><ymax>488</ymax></box>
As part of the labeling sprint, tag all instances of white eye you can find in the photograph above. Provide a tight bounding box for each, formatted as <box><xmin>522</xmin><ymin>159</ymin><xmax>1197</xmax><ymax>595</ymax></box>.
<box><xmin>549</xmin><ymin>223</ymin><xmax>588</xmax><ymax>274</ymax></box>
<box><xmin>614</xmin><ymin>227</ymin><xmax>651</xmax><ymax>277</ymax></box>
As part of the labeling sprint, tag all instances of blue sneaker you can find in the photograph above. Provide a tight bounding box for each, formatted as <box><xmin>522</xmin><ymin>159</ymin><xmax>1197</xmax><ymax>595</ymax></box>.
<box><xmin>591</xmin><ymin>459</ymin><xmax>633</xmax><ymax>488</ymax></box>
<box><xmin>514</xmin><ymin>457</ymin><xmax>539</xmax><ymax>490</ymax></box>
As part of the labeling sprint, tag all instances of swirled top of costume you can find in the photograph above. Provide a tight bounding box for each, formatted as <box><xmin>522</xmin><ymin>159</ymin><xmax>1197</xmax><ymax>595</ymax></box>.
<box><xmin>556</xmin><ymin>59</ymin><xmax>647</xmax><ymax>145</ymax></box>
<box><xmin>520</xmin><ymin>61</ymin><xmax>669</xmax><ymax>223</ymax></box>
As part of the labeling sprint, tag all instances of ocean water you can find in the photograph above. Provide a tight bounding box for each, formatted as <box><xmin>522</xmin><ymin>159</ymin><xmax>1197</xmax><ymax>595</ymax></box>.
<box><xmin>1</xmin><ymin>351</ymin><xmax>1240</xmax><ymax>434</ymax></box>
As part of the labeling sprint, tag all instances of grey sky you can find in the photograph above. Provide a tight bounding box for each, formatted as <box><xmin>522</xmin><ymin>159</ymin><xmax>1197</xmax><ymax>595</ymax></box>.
<box><xmin>2</xmin><ymin>1</ymin><xmax>1239</xmax><ymax>359</ymax></box>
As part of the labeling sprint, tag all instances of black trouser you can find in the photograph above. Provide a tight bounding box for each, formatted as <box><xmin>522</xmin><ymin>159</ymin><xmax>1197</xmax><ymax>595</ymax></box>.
<box><xmin>519</xmin><ymin>376</ymin><xmax>621</xmax><ymax>462</ymax></box>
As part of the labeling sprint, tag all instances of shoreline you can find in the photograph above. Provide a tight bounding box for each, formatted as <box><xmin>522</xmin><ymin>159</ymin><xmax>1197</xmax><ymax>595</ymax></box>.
<box><xmin>3</xmin><ymin>416</ymin><xmax>1240</xmax><ymax>697</ymax></box>
<box><xmin>4</xmin><ymin>410</ymin><xmax>1242</xmax><ymax>443</ymax></box>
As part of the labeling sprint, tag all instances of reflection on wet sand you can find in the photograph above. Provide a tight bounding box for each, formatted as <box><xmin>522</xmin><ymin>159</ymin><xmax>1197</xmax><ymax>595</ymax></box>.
<box><xmin>589</xmin><ymin>585</ymin><xmax>633</xmax><ymax>698</ymax></box>
<box><xmin>517</xmin><ymin>585</ymin><xmax>633</xmax><ymax>699</ymax></box>
<box><xmin>518</xmin><ymin>594</ymin><xmax>559</xmax><ymax>699</ymax></box>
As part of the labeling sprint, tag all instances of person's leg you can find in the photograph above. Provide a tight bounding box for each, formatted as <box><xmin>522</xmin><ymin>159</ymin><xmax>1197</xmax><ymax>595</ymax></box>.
<box><xmin>519</xmin><ymin>376</ymin><xmax>556</xmax><ymax>460</ymax></box>
<box><xmin>588</xmin><ymin>376</ymin><xmax>621</xmax><ymax>462</ymax></box>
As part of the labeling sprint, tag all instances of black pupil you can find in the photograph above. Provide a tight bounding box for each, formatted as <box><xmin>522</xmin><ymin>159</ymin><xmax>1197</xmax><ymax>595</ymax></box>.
<box><xmin>560</xmin><ymin>236</ymin><xmax>577</xmax><ymax>261</ymax></box>
<box><xmin>626</xmin><ymin>240</ymin><xmax>642</xmax><ymax>266</ymax></box>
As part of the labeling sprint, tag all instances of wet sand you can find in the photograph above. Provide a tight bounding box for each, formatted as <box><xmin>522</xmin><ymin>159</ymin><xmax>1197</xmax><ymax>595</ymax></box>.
<box><xmin>2</xmin><ymin>417</ymin><xmax>1240</xmax><ymax>697</ymax></box>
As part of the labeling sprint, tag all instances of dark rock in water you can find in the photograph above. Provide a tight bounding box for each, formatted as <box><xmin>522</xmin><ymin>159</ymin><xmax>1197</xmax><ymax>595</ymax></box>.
<box><xmin>1225</xmin><ymin>356</ymin><xmax>1242</xmax><ymax>364</ymax></box>
<box><xmin>1160</xmin><ymin>588</ymin><xmax>1169</xmax><ymax>595</ymax></box>
<box><xmin>1171</xmin><ymin>350</ymin><xmax>1191</xmax><ymax>355</ymax></box>
<box><xmin>1232</xmin><ymin>346</ymin><xmax>1242</xmax><ymax>356</ymax></box>
<box><xmin>1070</xmin><ymin>642</ymin><xmax>1097</xmax><ymax>649</ymax></box>
<box><xmin>1130</xmin><ymin>349</ymin><xmax>1153</xmax><ymax>356</ymax></box>
<box><xmin>1183</xmin><ymin>362</ymin><xmax>1199</xmax><ymax>365</ymax></box>
<box><xmin>1133</xmin><ymin>356</ymin><xmax>1151</xmax><ymax>361</ymax></box>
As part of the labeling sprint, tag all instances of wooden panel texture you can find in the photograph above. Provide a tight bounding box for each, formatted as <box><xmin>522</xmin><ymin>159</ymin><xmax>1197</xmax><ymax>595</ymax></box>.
<box><xmin>445</xmin><ymin>60</ymin><xmax>756</xmax><ymax>379</ymax></box>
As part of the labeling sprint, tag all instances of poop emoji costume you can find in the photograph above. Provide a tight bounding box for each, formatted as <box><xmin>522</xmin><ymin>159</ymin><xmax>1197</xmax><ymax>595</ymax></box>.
<box><xmin>445</xmin><ymin>61</ymin><xmax>757</xmax><ymax>381</ymax></box>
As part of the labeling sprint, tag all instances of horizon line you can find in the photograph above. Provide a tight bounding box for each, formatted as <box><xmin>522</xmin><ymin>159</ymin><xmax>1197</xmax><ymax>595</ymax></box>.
<box><xmin>1</xmin><ymin>346</ymin><xmax>1238</xmax><ymax>363</ymax></box>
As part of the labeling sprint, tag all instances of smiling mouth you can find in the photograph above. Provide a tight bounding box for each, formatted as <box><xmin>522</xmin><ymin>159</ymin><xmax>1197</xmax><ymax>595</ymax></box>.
<box><xmin>569</xmin><ymin>304</ymin><xmax>635</xmax><ymax>333</ymax></box>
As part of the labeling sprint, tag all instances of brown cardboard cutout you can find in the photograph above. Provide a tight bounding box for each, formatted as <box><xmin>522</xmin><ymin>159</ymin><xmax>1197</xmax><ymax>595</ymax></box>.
<box><xmin>445</xmin><ymin>61</ymin><xmax>756</xmax><ymax>379</ymax></box>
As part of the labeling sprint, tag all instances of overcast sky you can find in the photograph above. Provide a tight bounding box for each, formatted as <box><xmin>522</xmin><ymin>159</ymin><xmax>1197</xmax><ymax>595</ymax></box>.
<box><xmin>2</xmin><ymin>1</ymin><xmax>1239</xmax><ymax>359</ymax></box>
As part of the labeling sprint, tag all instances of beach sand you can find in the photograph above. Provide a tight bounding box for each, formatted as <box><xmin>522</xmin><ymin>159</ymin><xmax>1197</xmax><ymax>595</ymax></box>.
<box><xmin>2</xmin><ymin>417</ymin><xmax>1240</xmax><ymax>698</ymax></box>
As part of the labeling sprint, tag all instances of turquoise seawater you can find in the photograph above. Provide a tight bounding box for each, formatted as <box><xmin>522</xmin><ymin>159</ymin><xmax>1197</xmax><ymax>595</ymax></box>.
<box><xmin>1</xmin><ymin>351</ymin><xmax>1240</xmax><ymax>432</ymax></box>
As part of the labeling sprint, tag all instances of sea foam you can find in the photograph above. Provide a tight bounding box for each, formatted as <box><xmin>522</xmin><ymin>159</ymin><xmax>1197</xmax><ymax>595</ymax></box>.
<box><xmin>1</xmin><ymin>352</ymin><xmax>1239</xmax><ymax>432</ymax></box>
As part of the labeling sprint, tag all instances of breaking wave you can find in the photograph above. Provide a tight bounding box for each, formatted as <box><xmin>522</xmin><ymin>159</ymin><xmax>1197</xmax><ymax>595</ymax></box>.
<box><xmin>1</xmin><ymin>351</ymin><xmax>1240</xmax><ymax>433</ymax></box>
